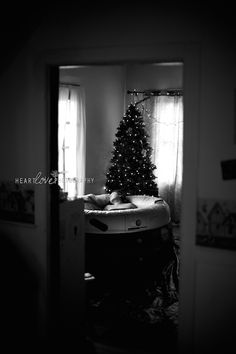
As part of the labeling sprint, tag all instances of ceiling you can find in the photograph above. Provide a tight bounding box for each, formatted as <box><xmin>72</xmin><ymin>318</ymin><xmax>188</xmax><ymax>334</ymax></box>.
<box><xmin>0</xmin><ymin>3</ymin><xmax>234</xmax><ymax>73</ymax></box>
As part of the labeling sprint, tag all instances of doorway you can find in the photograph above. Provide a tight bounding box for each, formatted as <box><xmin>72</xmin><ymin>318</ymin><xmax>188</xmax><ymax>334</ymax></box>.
<box><xmin>57</xmin><ymin>62</ymin><xmax>183</xmax><ymax>353</ymax></box>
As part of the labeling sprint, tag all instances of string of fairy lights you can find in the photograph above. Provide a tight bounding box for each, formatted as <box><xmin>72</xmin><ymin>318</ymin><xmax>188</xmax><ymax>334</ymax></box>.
<box><xmin>105</xmin><ymin>103</ymin><xmax>158</xmax><ymax>196</ymax></box>
<box><xmin>104</xmin><ymin>89</ymin><xmax>182</xmax><ymax>196</ymax></box>
<box><xmin>128</xmin><ymin>88</ymin><xmax>183</xmax><ymax>125</ymax></box>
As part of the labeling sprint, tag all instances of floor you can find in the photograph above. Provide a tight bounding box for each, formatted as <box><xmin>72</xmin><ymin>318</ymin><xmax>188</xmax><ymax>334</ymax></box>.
<box><xmin>93</xmin><ymin>342</ymin><xmax>163</xmax><ymax>354</ymax></box>
<box><xmin>85</xmin><ymin>224</ymin><xmax>181</xmax><ymax>354</ymax></box>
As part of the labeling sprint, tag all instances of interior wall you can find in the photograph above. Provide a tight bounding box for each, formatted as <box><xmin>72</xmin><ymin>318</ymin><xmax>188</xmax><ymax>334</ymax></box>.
<box><xmin>60</xmin><ymin>64</ymin><xmax>182</xmax><ymax>195</ymax></box>
<box><xmin>194</xmin><ymin>38</ymin><xmax>236</xmax><ymax>353</ymax></box>
<box><xmin>126</xmin><ymin>63</ymin><xmax>183</xmax><ymax>91</ymax></box>
<box><xmin>0</xmin><ymin>48</ymin><xmax>48</xmax><ymax>340</ymax></box>
<box><xmin>60</xmin><ymin>66</ymin><xmax>126</xmax><ymax>194</ymax></box>
<box><xmin>0</xmin><ymin>6</ymin><xmax>236</xmax><ymax>352</ymax></box>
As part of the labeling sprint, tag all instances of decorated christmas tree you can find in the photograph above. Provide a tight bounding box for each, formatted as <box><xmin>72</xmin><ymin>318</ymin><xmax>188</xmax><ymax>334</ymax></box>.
<box><xmin>105</xmin><ymin>104</ymin><xmax>159</xmax><ymax>197</ymax></box>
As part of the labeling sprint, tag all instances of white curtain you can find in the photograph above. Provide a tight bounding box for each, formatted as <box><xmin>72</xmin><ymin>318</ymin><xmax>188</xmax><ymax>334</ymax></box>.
<box><xmin>58</xmin><ymin>85</ymin><xmax>86</xmax><ymax>199</ymax></box>
<box><xmin>151</xmin><ymin>95</ymin><xmax>183</xmax><ymax>222</ymax></box>
<box><xmin>127</xmin><ymin>93</ymin><xmax>183</xmax><ymax>221</ymax></box>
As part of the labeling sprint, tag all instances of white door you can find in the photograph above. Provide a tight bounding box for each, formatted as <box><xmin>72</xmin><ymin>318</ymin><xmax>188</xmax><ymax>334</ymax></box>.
<box><xmin>59</xmin><ymin>198</ymin><xmax>85</xmax><ymax>338</ymax></box>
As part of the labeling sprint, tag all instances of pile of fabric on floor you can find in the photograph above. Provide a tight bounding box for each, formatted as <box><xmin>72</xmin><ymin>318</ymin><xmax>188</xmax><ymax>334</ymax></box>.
<box><xmin>87</xmin><ymin>235</ymin><xmax>179</xmax><ymax>350</ymax></box>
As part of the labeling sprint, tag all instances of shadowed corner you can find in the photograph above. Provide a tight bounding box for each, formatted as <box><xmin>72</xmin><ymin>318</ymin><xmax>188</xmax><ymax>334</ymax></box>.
<box><xmin>0</xmin><ymin>232</ymin><xmax>40</xmax><ymax>353</ymax></box>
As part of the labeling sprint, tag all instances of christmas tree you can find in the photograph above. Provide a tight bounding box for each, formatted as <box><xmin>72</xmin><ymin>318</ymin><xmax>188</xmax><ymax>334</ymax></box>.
<box><xmin>105</xmin><ymin>104</ymin><xmax>159</xmax><ymax>197</ymax></box>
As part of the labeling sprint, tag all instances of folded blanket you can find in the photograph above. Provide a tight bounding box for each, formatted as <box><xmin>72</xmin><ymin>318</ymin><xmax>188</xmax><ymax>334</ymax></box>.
<box><xmin>84</xmin><ymin>202</ymin><xmax>101</xmax><ymax>210</ymax></box>
<box><xmin>83</xmin><ymin>192</ymin><xmax>138</xmax><ymax>211</ymax></box>
<box><xmin>104</xmin><ymin>202</ymin><xmax>137</xmax><ymax>211</ymax></box>
<box><xmin>83</xmin><ymin>193</ymin><xmax>111</xmax><ymax>210</ymax></box>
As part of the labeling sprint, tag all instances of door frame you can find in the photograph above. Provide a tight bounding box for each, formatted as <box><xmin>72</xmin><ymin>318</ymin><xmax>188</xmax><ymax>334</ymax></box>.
<box><xmin>46</xmin><ymin>42</ymin><xmax>200</xmax><ymax>352</ymax></box>
<box><xmin>46</xmin><ymin>65</ymin><xmax>60</xmax><ymax>340</ymax></box>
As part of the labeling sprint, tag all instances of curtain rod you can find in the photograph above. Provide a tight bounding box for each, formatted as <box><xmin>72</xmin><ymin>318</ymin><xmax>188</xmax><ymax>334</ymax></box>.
<box><xmin>60</xmin><ymin>82</ymin><xmax>80</xmax><ymax>87</ymax></box>
<box><xmin>127</xmin><ymin>89</ymin><xmax>183</xmax><ymax>96</ymax></box>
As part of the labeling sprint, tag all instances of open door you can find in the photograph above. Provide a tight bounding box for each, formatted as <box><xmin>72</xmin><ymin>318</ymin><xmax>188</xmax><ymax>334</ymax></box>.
<box><xmin>48</xmin><ymin>65</ymin><xmax>85</xmax><ymax>349</ymax></box>
<box><xmin>47</xmin><ymin>42</ymin><xmax>200</xmax><ymax>354</ymax></box>
<box><xmin>59</xmin><ymin>198</ymin><xmax>85</xmax><ymax>342</ymax></box>
<box><xmin>57</xmin><ymin>63</ymin><xmax>182</xmax><ymax>353</ymax></box>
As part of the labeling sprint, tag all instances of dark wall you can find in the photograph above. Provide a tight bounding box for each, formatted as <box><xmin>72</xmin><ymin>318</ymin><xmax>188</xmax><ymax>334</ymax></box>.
<box><xmin>0</xmin><ymin>233</ymin><xmax>39</xmax><ymax>352</ymax></box>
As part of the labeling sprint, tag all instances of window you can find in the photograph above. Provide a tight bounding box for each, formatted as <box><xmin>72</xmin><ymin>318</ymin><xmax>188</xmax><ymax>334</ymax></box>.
<box><xmin>131</xmin><ymin>92</ymin><xmax>183</xmax><ymax>222</ymax></box>
<box><xmin>151</xmin><ymin>95</ymin><xmax>183</xmax><ymax>222</ymax></box>
<box><xmin>58</xmin><ymin>85</ymin><xmax>86</xmax><ymax>198</ymax></box>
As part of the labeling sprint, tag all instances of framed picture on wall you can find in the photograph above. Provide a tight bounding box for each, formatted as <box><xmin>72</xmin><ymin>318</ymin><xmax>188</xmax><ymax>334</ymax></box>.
<box><xmin>196</xmin><ymin>198</ymin><xmax>236</xmax><ymax>250</ymax></box>
<box><xmin>0</xmin><ymin>181</ymin><xmax>35</xmax><ymax>224</ymax></box>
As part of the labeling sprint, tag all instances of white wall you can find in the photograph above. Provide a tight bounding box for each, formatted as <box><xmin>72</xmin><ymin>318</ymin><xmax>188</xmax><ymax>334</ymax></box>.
<box><xmin>60</xmin><ymin>64</ymin><xmax>182</xmax><ymax>195</ymax></box>
<box><xmin>126</xmin><ymin>63</ymin><xmax>183</xmax><ymax>91</ymax></box>
<box><xmin>60</xmin><ymin>66</ymin><xmax>126</xmax><ymax>194</ymax></box>
<box><xmin>0</xmin><ymin>6</ymin><xmax>236</xmax><ymax>352</ymax></box>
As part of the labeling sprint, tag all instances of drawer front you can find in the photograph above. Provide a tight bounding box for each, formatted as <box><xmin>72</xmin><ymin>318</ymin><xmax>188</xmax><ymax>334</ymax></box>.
<box><xmin>86</xmin><ymin>226</ymin><xmax>170</xmax><ymax>249</ymax></box>
<box><xmin>125</xmin><ymin>214</ymin><xmax>148</xmax><ymax>232</ymax></box>
<box><xmin>85</xmin><ymin>227</ymin><xmax>172</xmax><ymax>277</ymax></box>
